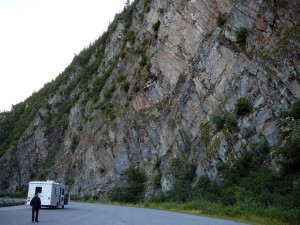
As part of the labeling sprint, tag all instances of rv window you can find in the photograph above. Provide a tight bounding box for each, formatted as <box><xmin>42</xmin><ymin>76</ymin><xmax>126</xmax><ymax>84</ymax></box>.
<box><xmin>60</xmin><ymin>187</ymin><xmax>62</xmax><ymax>194</ymax></box>
<box><xmin>62</xmin><ymin>189</ymin><xmax>65</xmax><ymax>195</ymax></box>
<box><xmin>35</xmin><ymin>187</ymin><xmax>42</xmax><ymax>194</ymax></box>
<box><xmin>55</xmin><ymin>188</ymin><xmax>56</xmax><ymax>194</ymax></box>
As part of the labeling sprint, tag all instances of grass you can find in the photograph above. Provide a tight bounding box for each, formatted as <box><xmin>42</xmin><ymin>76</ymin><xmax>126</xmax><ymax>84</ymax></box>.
<box><xmin>70</xmin><ymin>199</ymin><xmax>295</xmax><ymax>225</ymax></box>
<box><xmin>145</xmin><ymin>202</ymin><xmax>289</xmax><ymax>225</ymax></box>
<box><xmin>2</xmin><ymin>195</ymin><xmax>294</xmax><ymax>224</ymax></box>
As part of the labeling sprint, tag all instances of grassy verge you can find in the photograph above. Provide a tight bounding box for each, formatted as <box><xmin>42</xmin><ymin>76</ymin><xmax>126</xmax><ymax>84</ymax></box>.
<box><xmin>72</xmin><ymin>199</ymin><xmax>296</xmax><ymax>225</ymax></box>
<box><xmin>138</xmin><ymin>201</ymin><xmax>295</xmax><ymax>225</ymax></box>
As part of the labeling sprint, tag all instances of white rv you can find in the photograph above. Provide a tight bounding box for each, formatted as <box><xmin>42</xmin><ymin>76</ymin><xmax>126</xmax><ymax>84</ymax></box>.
<box><xmin>27</xmin><ymin>180</ymin><xmax>69</xmax><ymax>208</ymax></box>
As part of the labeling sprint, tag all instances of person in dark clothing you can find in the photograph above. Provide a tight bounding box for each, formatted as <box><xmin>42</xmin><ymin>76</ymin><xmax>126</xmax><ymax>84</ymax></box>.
<box><xmin>30</xmin><ymin>192</ymin><xmax>41</xmax><ymax>223</ymax></box>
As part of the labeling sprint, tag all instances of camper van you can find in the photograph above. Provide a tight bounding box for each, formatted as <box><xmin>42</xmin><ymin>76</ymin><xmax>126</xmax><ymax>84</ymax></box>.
<box><xmin>27</xmin><ymin>180</ymin><xmax>69</xmax><ymax>208</ymax></box>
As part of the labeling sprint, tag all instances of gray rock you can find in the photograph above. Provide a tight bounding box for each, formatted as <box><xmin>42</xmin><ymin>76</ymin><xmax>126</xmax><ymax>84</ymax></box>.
<box><xmin>161</xmin><ymin>174</ymin><xmax>175</xmax><ymax>194</ymax></box>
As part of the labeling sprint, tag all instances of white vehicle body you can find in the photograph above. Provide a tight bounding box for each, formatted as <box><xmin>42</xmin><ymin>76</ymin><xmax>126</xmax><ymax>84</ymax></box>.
<box><xmin>27</xmin><ymin>180</ymin><xmax>68</xmax><ymax>208</ymax></box>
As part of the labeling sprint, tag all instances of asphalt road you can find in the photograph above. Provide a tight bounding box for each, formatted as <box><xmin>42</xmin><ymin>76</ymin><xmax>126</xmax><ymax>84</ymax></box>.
<box><xmin>0</xmin><ymin>202</ymin><xmax>248</xmax><ymax>225</ymax></box>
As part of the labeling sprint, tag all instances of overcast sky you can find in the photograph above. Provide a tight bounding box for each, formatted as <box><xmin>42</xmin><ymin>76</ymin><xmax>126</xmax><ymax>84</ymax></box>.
<box><xmin>0</xmin><ymin>0</ymin><xmax>126</xmax><ymax>112</ymax></box>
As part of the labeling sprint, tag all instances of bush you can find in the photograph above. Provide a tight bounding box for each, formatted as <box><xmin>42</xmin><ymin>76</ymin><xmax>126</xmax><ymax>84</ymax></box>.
<box><xmin>224</xmin><ymin>113</ymin><xmax>238</xmax><ymax>131</ymax></box>
<box><xmin>121</xmin><ymin>81</ymin><xmax>130</xmax><ymax>92</ymax></box>
<box><xmin>221</xmin><ymin>186</ymin><xmax>242</xmax><ymax>205</ymax></box>
<box><xmin>278</xmin><ymin>99</ymin><xmax>300</xmax><ymax>138</ymax></box>
<box><xmin>252</xmin><ymin>140</ymin><xmax>270</xmax><ymax>157</ymax></box>
<box><xmin>152</xmin><ymin>21</ymin><xmax>161</xmax><ymax>32</ymax></box>
<box><xmin>133</xmin><ymin>85</ymin><xmax>140</xmax><ymax>93</ymax></box>
<box><xmin>278</xmin><ymin>100</ymin><xmax>300</xmax><ymax>174</ymax></box>
<box><xmin>288</xmin><ymin>99</ymin><xmax>300</xmax><ymax>120</ymax></box>
<box><xmin>138</xmin><ymin>13</ymin><xmax>144</xmax><ymax>22</ymax></box>
<box><xmin>234</xmin><ymin>98</ymin><xmax>252</xmax><ymax>116</ymax></box>
<box><xmin>124</xmin><ymin>30</ymin><xmax>136</xmax><ymax>44</ymax></box>
<box><xmin>111</xmin><ymin>167</ymin><xmax>146</xmax><ymax>203</ymax></box>
<box><xmin>152</xmin><ymin>174</ymin><xmax>162</xmax><ymax>188</ymax></box>
<box><xmin>144</xmin><ymin>0</ymin><xmax>152</xmax><ymax>13</ymax></box>
<box><xmin>235</xmin><ymin>27</ymin><xmax>248</xmax><ymax>43</ymax></box>
<box><xmin>120</xmin><ymin>49</ymin><xmax>127</xmax><ymax>59</ymax></box>
<box><xmin>99</xmin><ymin>102</ymin><xmax>115</xmax><ymax>120</ymax></box>
<box><xmin>104</xmin><ymin>85</ymin><xmax>116</xmax><ymax>100</ymax></box>
<box><xmin>117</xmin><ymin>75</ymin><xmax>126</xmax><ymax>83</ymax></box>
<box><xmin>126</xmin><ymin>166</ymin><xmax>146</xmax><ymax>183</ymax></box>
<box><xmin>159</xmin><ymin>8</ymin><xmax>165</xmax><ymax>14</ymax></box>
<box><xmin>216</xmin><ymin>14</ymin><xmax>226</xmax><ymax>27</ymax></box>
<box><xmin>91</xmin><ymin>66</ymin><xmax>112</xmax><ymax>96</ymax></box>
<box><xmin>192</xmin><ymin>175</ymin><xmax>221</xmax><ymax>202</ymax></box>
<box><xmin>0</xmin><ymin>104</ymin><xmax>25</xmax><ymax>151</ymax></box>
<box><xmin>70</xmin><ymin>135</ymin><xmax>78</xmax><ymax>153</ymax></box>
<box><xmin>223</xmin><ymin>151</ymin><xmax>254</xmax><ymax>185</ymax></box>
<box><xmin>139</xmin><ymin>53</ymin><xmax>148</xmax><ymax>67</ymax></box>
<box><xmin>200</xmin><ymin>122</ymin><xmax>210</xmax><ymax>145</ymax></box>
<box><xmin>212</xmin><ymin>114</ymin><xmax>225</xmax><ymax>130</ymax></box>
<box><xmin>74</xmin><ymin>46</ymin><xmax>94</xmax><ymax>66</ymax></box>
<box><xmin>279</xmin><ymin>138</ymin><xmax>300</xmax><ymax>174</ymax></box>
<box><xmin>168</xmin><ymin>159</ymin><xmax>197</xmax><ymax>202</ymax></box>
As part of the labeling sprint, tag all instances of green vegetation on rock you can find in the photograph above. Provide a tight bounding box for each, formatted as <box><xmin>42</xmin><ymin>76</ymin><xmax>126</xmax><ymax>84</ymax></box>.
<box><xmin>235</xmin><ymin>27</ymin><xmax>248</xmax><ymax>43</ymax></box>
<box><xmin>234</xmin><ymin>97</ymin><xmax>252</xmax><ymax>116</ymax></box>
<box><xmin>111</xmin><ymin>166</ymin><xmax>146</xmax><ymax>203</ymax></box>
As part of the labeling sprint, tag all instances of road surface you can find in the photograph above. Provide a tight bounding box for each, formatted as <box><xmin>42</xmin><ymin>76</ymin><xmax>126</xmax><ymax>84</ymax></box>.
<box><xmin>0</xmin><ymin>202</ymin><xmax>248</xmax><ymax>225</ymax></box>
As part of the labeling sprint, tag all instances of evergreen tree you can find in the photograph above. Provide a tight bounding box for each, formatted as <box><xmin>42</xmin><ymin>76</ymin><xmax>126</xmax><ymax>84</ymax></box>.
<box><xmin>124</xmin><ymin>0</ymin><xmax>130</xmax><ymax>10</ymax></box>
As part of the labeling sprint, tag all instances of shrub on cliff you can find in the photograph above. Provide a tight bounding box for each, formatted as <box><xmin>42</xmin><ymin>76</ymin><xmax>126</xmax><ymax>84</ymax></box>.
<box><xmin>234</xmin><ymin>98</ymin><xmax>252</xmax><ymax>116</ymax></box>
<box><xmin>216</xmin><ymin>14</ymin><xmax>226</xmax><ymax>27</ymax></box>
<box><xmin>152</xmin><ymin>20</ymin><xmax>161</xmax><ymax>32</ymax></box>
<box><xmin>235</xmin><ymin>27</ymin><xmax>248</xmax><ymax>43</ymax></box>
<box><xmin>70</xmin><ymin>135</ymin><xmax>78</xmax><ymax>153</ymax></box>
<box><xmin>224</xmin><ymin>113</ymin><xmax>238</xmax><ymax>131</ymax></box>
<box><xmin>144</xmin><ymin>0</ymin><xmax>152</xmax><ymax>13</ymax></box>
<box><xmin>213</xmin><ymin>114</ymin><xmax>225</xmax><ymax>130</ymax></box>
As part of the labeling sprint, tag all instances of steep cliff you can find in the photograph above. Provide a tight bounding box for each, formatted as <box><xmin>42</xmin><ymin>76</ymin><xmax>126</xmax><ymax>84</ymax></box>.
<box><xmin>0</xmin><ymin>0</ymin><xmax>299</xmax><ymax>200</ymax></box>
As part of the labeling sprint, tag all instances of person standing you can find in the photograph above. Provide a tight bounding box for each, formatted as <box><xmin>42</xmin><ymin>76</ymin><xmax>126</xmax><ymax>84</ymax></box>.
<box><xmin>30</xmin><ymin>192</ymin><xmax>41</xmax><ymax>223</ymax></box>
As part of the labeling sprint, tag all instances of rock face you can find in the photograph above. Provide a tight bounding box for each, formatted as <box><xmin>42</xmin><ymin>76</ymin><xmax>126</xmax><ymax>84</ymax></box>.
<box><xmin>0</xmin><ymin>0</ymin><xmax>299</xmax><ymax>199</ymax></box>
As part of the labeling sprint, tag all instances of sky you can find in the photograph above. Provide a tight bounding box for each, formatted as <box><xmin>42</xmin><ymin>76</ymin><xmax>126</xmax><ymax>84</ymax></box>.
<box><xmin>0</xmin><ymin>0</ymin><xmax>126</xmax><ymax>112</ymax></box>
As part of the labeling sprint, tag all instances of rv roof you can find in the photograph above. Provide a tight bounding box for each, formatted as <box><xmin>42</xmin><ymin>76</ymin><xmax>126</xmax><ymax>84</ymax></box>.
<box><xmin>29</xmin><ymin>180</ymin><xmax>65</xmax><ymax>186</ymax></box>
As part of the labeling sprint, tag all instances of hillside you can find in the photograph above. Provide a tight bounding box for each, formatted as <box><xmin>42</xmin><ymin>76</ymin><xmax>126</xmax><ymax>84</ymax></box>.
<box><xmin>0</xmin><ymin>0</ymin><xmax>299</xmax><ymax>220</ymax></box>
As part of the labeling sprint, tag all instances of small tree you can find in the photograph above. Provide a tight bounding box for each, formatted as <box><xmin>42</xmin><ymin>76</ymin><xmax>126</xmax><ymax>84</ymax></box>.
<box><xmin>168</xmin><ymin>158</ymin><xmax>197</xmax><ymax>202</ymax></box>
<box><xmin>278</xmin><ymin>100</ymin><xmax>300</xmax><ymax>174</ymax></box>
<box><xmin>124</xmin><ymin>0</ymin><xmax>131</xmax><ymax>10</ymax></box>
<box><xmin>111</xmin><ymin>166</ymin><xmax>146</xmax><ymax>202</ymax></box>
